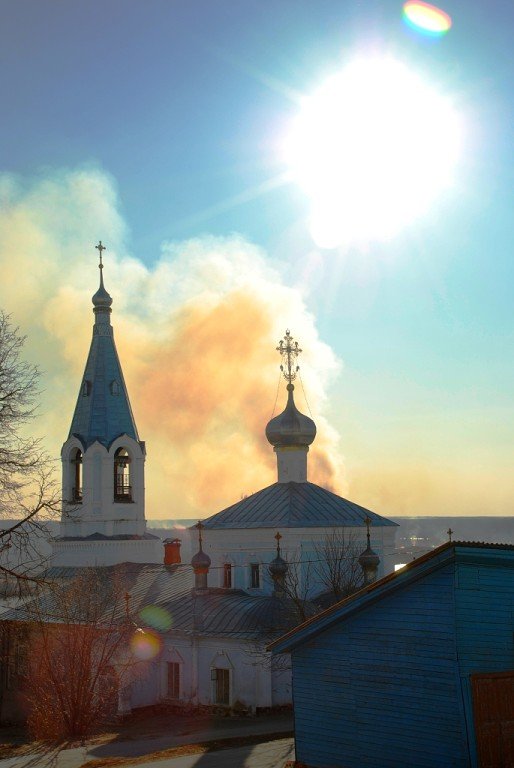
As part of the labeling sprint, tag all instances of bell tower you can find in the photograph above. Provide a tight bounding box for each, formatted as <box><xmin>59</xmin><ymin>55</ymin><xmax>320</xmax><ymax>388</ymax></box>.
<box><xmin>52</xmin><ymin>243</ymin><xmax>159</xmax><ymax>566</ymax></box>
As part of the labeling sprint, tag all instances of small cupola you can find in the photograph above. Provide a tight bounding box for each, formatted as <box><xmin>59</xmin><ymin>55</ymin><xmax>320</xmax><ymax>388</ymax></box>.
<box><xmin>359</xmin><ymin>517</ymin><xmax>380</xmax><ymax>586</ymax></box>
<box><xmin>191</xmin><ymin>521</ymin><xmax>211</xmax><ymax>591</ymax></box>
<box><xmin>269</xmin><ymin>531</ymin><xmax>288</xmax><ymax>596</ymax></box>
<box><xmin>266</xmin><ymin>331</ymin><xmax>316</xmax><ymax>483</ymax></box>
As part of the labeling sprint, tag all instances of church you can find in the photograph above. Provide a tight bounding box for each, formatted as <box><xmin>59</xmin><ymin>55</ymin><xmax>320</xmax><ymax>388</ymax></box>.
<box><xmin>4</xmin><ymin>244</ymin><xmax>398</xmax><ymax>716</ymax></box>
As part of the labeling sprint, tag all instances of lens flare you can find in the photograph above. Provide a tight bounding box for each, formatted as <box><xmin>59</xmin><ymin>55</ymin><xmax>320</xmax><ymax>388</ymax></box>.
<box><xmin>130</xmin><ymin>629</ymin><xmax>162</xmax><ymax>661</ymax></box>
<box><xmin>403</xmin><ymin>1</ymin><xmax>452</xmax><ymax>36</ymax></box>
<box><xmin>139</xmin><ymin>605</ymin><xmax>173</xmax><ymax>632</ymax></box>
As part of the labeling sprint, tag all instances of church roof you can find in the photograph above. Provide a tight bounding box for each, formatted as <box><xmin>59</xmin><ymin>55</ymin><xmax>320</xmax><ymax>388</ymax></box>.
<box><xmin>68</xmin><ymin>267</ymin><xmax>139</xmax><ymax>448</ymax></box>
<box><xmin>201</xmin><ymin>481</ymin><xmax>397</xmax><ymax>530</ymax></box>
<box><xmin>3</xmin><ymin>563</ymin><xmax>310</xmax><ymax>639</ymax></box>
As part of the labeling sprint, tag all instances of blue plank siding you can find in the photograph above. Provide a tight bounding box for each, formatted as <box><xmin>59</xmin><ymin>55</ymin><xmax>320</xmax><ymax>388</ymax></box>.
<box><xmin>454</xmin><ymin>554</ymin><xmax>514</xmax><ymax>768</ymax></box>
<box><xmin>291</xmin><ymin>564</ymin><xmax>471</xmax><ymax>768</ymax></box>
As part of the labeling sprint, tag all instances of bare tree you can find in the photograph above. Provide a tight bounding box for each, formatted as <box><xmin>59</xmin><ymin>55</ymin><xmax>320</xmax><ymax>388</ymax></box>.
<box><xmin>19</xmin><ymin>569</ymin><xmax>136</xmax><ymax>742</ymax></box>
<box><xmin>313</xmin><ymin>530</ymin><xmax>363</xmax><ymax>604</ymax></box>
<box><xmin>0</xmin><ymin>312</ymin><xmax>59</xmax><ymax>591</ymax></box>
<box><xmin>280</xmin><ymin>532</ymin><xmax>363</xmax><ymax>619</ymax></box>
<box><xmin>281</xmin><ymin>552</ymin><xmax>315</xmax><ymax>623</ymax></box>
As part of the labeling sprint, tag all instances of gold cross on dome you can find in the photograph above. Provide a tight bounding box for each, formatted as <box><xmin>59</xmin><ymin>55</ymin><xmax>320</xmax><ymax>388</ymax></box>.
<box><xmin>95</xmin><ymin>240</ymin><xmax>106</xmax><ymax>269</ymax></box>
<box><xmin>276</xmin><ymin>330</ymin><xmax>302</xmax><ymax>383</ymax></box>
<box><xmin>274</xmin><ymin>531</ymin><xmax>282</xmax><ymax>555</ymax></box>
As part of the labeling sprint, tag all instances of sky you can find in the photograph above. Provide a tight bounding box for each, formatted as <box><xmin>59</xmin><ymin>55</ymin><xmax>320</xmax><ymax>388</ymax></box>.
<box><xmin>1</xmin><ymin>0</ymin><xmax>514</xmax><ymax>520</ymax></box>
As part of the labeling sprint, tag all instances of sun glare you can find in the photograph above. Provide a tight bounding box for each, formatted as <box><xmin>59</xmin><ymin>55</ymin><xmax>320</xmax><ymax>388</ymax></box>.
<box><xmin>284</xmin><ymin>57</ymin><xmax>462</xmax><ymax>248</ymax></box>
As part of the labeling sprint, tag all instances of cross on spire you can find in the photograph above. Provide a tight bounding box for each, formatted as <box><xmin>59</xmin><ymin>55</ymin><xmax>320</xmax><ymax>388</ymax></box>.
<box><xmin>95</xmin><ymin>240</ymin><xmax>106</xmax><ymax>270</ymax></box>
<box><xmin>196</xmin><ymin>520</ymin><xmax>205</xmax><ymax>550</ymax></box>
<box><xmin>365</xmin><ymin>516</ymin><xmax>372</xmax><ymax>546</ymax></box>
<box><xmin>276</xmin><ymin>330</ymin><xmax>302</xmax><ymax>384</ymax></box>
<box><xmin>447</xmin><ymin>528</ymin><xmax>453</xmax><ymax>542</ymax></box>
<box><xmin>275</xmin><ymin>530</ymin><xmax>282</xmax><ymax>556</ymax></box>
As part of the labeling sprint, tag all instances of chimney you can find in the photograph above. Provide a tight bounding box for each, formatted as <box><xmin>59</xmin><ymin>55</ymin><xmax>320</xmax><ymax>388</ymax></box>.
<box><xmin>163</xmin><ymin>538</ymin><xmax>181</xmax><ymax>565</ymax></box>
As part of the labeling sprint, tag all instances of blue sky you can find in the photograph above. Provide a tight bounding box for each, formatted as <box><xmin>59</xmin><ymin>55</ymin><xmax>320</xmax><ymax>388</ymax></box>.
<box><xmin>1</xmin><ymin>0</ymin><xmax>514</xmax><ymax>518</ymax></box>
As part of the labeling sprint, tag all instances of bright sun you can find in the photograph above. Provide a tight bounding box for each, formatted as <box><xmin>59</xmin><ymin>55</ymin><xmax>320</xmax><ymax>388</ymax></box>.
<box><xmin>284</xmin><ymin>56</ymin><xmax>462</xmax><ymax>248</ymax></box>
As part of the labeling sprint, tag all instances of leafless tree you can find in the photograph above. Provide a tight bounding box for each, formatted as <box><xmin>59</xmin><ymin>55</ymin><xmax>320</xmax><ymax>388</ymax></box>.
<box><xmin>313</xmin><ymin>530</ymin><xmax>363</xmax><ymax>604</ymax></box>
<box><xmin>280</xmin><ymin>531</ymin><xmax>363</xmax><ymax>619</ymax></box>
<box><xmin>281</xmin><ymin>552</ymin><xmax>315</xmax><ymax>624</ymax></box>
<box><xmin>0</xmin><ymin>312</ymin><xmax>59</xmax><ymax>592</ymax></box>
<box><xmin>19</xmin><ymin>569</ymin><xmax>137</xmax><ymax>742</ymax></box>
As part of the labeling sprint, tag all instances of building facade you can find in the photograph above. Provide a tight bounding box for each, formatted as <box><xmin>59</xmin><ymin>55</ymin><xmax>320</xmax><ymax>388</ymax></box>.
<box><xmin>6</xmin><ymin>248</ymin><xmax>398</xmax><ymax>719</ymax></box>
<box><xmin>271</xmin><ymin>542</ymin><xmax>514</xmax><ymax>768</ymax></box>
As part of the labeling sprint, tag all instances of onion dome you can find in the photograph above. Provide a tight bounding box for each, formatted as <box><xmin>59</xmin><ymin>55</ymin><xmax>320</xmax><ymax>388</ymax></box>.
<box><xmin>191</xmin><ymin>548</ymin><xmax>211</xmax><ymax>571</ymax></box>
<box><xmin>92</xmin><ymin>281</ymin><xmax>113</xmax><ymax>309</ymax></box>
<box><xmin>266</xmin><ymin>383</ymin><xmax>316</xmax><ymax>448</ymax></box>
<box><xmin>358</xmin><ymin>545</ymin><xmax>380</xmax><ymax>572</ymax></box>
<box><xmin>269</xmin><ymin>553</ymin><xmax>288</xmax><ymax>579</ymax></box>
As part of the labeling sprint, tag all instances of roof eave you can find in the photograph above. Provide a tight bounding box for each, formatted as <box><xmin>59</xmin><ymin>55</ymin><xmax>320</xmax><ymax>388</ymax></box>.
<box><xmin>269</xmin><ymin>542</ymin><xmax>458</xmax><ymax>654</ymax></box>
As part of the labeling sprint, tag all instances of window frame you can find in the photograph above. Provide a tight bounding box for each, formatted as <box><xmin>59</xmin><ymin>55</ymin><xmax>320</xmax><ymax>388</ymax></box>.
<box><xmin>167</xmin><ymin>661</ymin><xmax>181</xmax><ymax>700</ymax></box>
<box><xmin>211</xmin><ymin>667</ymin><xmax>230</xmax><ymax>706</ymax></box>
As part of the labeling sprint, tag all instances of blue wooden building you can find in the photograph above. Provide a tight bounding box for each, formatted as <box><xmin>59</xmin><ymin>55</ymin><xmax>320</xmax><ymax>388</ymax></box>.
<box><xmin>271</xmin><ymin>542</ymin><xmax>514</xmax><ymax>768</ymax></box>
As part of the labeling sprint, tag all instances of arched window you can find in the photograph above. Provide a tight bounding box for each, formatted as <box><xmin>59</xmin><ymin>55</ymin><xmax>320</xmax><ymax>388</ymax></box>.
<box><xmin>114</xmin><ymin>448</ymin><xmax>132</xmax><ymax>502</ymax></box>
<box><xmin>71</xmin><ymin>449</ymin><xmax>83</xmax><ymax>503</ymax></box>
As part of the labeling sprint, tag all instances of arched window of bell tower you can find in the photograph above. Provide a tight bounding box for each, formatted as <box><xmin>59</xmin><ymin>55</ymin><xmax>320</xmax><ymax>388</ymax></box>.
<box><xmin>114</xmin><ymin>448</ymin><xmax>132</xmax><ymax>502</ymax></box>
<box><xmin>70</xmin><ymin>449</ymin><xmax>83</xmax><ymax>503</ymax></box>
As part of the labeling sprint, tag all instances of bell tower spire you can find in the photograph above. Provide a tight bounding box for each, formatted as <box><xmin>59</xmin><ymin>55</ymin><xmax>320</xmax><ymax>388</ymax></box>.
<box><xmin>53</xmin><ymin>243</ymin><xmax>158</xmax><ymax>567</ymax></box>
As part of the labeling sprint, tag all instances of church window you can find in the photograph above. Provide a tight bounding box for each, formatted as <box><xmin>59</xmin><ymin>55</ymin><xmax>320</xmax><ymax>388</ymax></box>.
<box><xmin>167</xmin><ymin>662</ymin><xmax>180</xmax><ymax>699</ymax></box>
<box><xmin>71</xmin><ymin>449</ymin><xmax>83</xmax><ymax>503</ymax></box>
<box><xmin>110</xmin><ymin>379</ymin><xmax>120</xmax><ymax>396</ymax></box>
<box><xmin>223</xmin><ymin>563</ymin><xmax>232</xmax><ymax>588</ymax></box>
<box><xmin>250</xmin><ymin>563</ymin><xmax>260</xmax><ymax>589</ymax></box>
<box><xmin>82</xmin><ymin>380</ymin><xmax>91</xmax><ymax>397</ymax></box>
<box><xmin>114</xmin><ymin>448</ymin><xmax>132</xmax><ymax>502</ymax></box>
<box><xmin>211</xmin><ymin>668</ymin><xmax>230</xmax><ymax>706</ymax></box>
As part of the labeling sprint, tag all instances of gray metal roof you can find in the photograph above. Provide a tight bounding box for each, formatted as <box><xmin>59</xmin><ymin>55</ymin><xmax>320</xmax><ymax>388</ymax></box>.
<box><xmin>201</xmin><ymin>481</ymin><xmax>398</xmax><ymax>530</ymax></box>
<box><xmin>2</xmin><ymin>563</ymin><xmax>309</xmax><ymax>639</ymax></box>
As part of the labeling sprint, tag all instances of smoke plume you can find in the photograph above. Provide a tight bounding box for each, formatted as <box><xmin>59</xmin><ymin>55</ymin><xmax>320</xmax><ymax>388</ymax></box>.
<box><xmin>0</xmin><ymin>166</ymin><xmax>342</xmax><ymax>518</ymax></box>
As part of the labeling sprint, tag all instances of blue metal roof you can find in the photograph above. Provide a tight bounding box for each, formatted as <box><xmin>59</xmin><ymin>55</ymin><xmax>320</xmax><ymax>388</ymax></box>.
<box><xmin>68</xmin><ymin>297</ymin><xmax>139</xmax><ymax>448</ymax></box>
<box><xmin>201</xmin><ymin>481</ymin><xmax>398</xmax><ymax>530</ymax></box>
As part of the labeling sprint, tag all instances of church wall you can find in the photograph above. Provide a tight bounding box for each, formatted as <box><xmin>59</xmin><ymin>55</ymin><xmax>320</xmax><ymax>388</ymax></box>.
<box><xmin>196</xmin><ymin>525</ymin><xmax>396</xmax><ymax>597</ymax></box>
<box><xmin>51</xmin><ymin>539</ymin><xmax>161</xmax><ymax>567</ymax></box>
<box><xmin>125</xmin><ymin>633</ymin><xmax>291</xmax><ymax>713</ymax></box>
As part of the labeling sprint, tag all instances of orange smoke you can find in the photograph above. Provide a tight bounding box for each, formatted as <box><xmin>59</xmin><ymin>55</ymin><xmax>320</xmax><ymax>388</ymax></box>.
<box><xmin>117</xmin><ymin>289</ymin><xmax>342</xmax><ymax>514</ymax></box>
<box><xmin>0</xmin><ymin>167</ymin><xmax>344</xmax><ymax>519</ymax></box>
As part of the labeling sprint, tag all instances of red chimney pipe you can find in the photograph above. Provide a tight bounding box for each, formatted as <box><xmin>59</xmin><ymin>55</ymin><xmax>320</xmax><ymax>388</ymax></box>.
<box><xmin>163</xmin><ymin>538</ymin><xmax>181</xmax><ymax>565</ymax></box>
